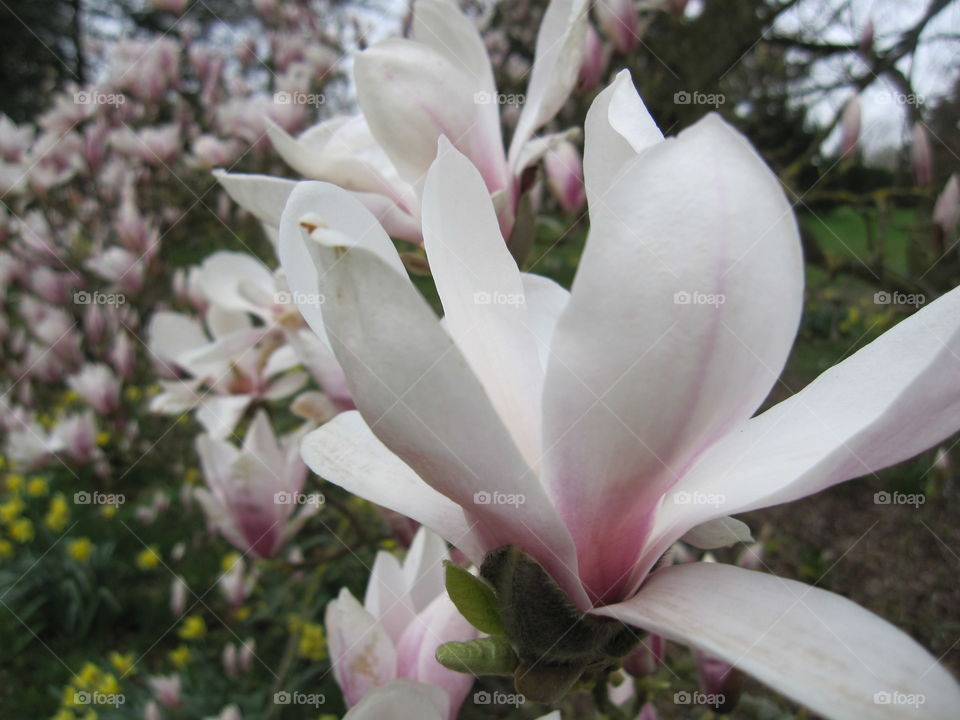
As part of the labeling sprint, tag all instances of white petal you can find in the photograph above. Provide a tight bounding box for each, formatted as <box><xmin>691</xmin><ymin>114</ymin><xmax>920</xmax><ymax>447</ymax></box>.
<box><xmin>365</xmin><ymin>550</ymin><xmax>417</xmax><ymax>646</ymax></box>
<box><xmin>300</xmin><ymin>411</ymin><xmax>485</xmax><ymax>563</ymax></box>
<box><xmin>402</xmin><ymin>526</ymin><xmax>450</xmax><ymax>614</ymax></box>
<box><xmin>508</xmin><ymin>0</ymin><xmax>589</xmax><ymax>169</ymax></box>
<box><xmin>541</xmin><ymin>113</ymin><xmax>803</xmax><ymax>604</ymax></box>
<box><xmin>583</xmin><ymin>70</ymin><xmax>663</xmax><ymax>200</ymax></box>
<box><xmin>422</xmin><ymin>139</ymin><xmax>544</xmax><ymax>468</ymax></box>
<box><xmin>342</xmin><ymin>680</ymin><xmax>447</xmax><ymax>720</ymax></box>
<box><xmin>521</xmin><ymin>272</ymin><xmax>569</xmax><ymax>372</ymax></box>
<box><xmin>681</xmin><ymin>516</ymin><xmax>753</xmax><ymax>550</ymax></box>
<box><xmin>195</xmin><ymin>394</ymin><xmax>252</xmax><ymax>439</ymax></box>
<box><xmin>593</xmin><ymin>563</ymin><xmax>960</xmax><ymax>720</ymax></box>
<box><xmin>213</xmin><ymin>171</ymin><xmax>295</xmax><ymax>229</ymax></box>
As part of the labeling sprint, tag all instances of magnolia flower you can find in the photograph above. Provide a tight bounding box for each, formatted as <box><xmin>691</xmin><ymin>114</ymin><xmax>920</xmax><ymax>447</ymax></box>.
<box><xmin>217</xmin><ymin>0</ymin><xmax>588</xmax><ymax>244</ymax></box>
<box><xmin>325</xmin><ymin>527</ymin><xmax>477</xmax><ymax>719</ymax></box>
<box><xmin>147</xmin><ymin>674</ymin><xmax>182</xmax><ymax>709</ymax></box>
<box><xmin>68</xmin><ymin>363</ymin><xmax>121</xmax><ymax>415</ymax></box>
<box><xmin>281</xmin><ymin>71</ymin><xmax>960</xmax><ymax>717</ymax></box>
<box><xmin>147</xmin><ymin>302</ymin><xmax>306</xmax><ymax>438</ymax></box>
<box><xmin>195</xmin><ymin>250</ymin><xmax>353</xmax><ymax>413</ymax></box>
<box><xmin>194</xmin><ymin>410</ymin><xmax>315</xmax><ymax>558</ymax></box>
<box><xmin>219</xmin><ymin>554</ymin><xmax>257</xmax><ymax>606</ymax></box>
<box><xmin>839</xmin><ymin>95</ymin><xmax>861</xmax><ymax>156</ymax></box>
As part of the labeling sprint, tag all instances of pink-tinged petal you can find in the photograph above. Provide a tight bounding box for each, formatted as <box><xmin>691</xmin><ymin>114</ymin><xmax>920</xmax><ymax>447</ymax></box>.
<box><xmin>325</xmin><ymin>588</ymin><xmax>397</xmax><ymax>706</ymax></box>
<box><xmin>582</xmin><ymin>70</ymin><xmax>662</xmax><ymax>201</ymax></box>
<box><xmin>213</xmin><ymin>171</ymin><xmax>294</xmax><ymax>229</ymax></box>
<box><xmin>508</xmin><ymin>0</ymin><xmax>589</xmax><ymax>170</ymax></box>
<box><xmin>542</xmin><ymin>112</ymin><xmax>803</xmax><ymax>604</ymax></box>
<box><xmin>396</xmin><ymin>593</ymin><xmax>479</xmax><ymax>720</ymax></box>
<box><xmin>645</xmin><ymin>285</ymin><xmax>960</xmax><ymax>572</ymax></box>
<box><xmin>412</xmin><ymin>0</ymin><xmax>504</xmax><ymax>192</ymax></box>
<box><xmin>365</xmin><ymin>550</ymin><xmax>417</xmax><ymax>645</ymax></box>
<box><xmin>422</xmin><ymin>139</ymin><xmax>545</xmax><ymax>468</ymax></box>
<box><xmin>342</xmin><ymin>680</ymin><xmax>447</xmax><ymax>720</ymax></box>
<box><xmin>277</xmin><ymin>181</ymin><xmax>408</xmax><ymax>347</ymax></box>
<box><xmin>544</xmin><ymin>139</ymin><xmax>586</xmax><ymax>213</ymax></box>
<box><xmin>355</xmin><ymin>40</ymin><xmax>506</xmax><ymax>194</ymax></box>
<box><xmin>312</xmin><ymin>236</ymin><xmax>588</xmax><ymax>608</ymax></box>
<box><xmin>593</xmin><ymin>563</ymin><xmax>960</xmax><ymax>720</ymax></box>
<box><xmin>401</xmin><ymin>526</ymin><xmax>450</xmax><ymax>614</ymax></box>
<box><xmin>300</xmin><ymin>411</ymin><xmax>486</xmax><ymax>563</ymax></box>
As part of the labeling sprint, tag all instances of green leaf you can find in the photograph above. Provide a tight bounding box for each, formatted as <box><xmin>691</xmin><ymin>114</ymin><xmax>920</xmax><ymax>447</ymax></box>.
<box><xmin>444</xmin><ymin>561</ymin><xmax>506</xmax><ymax>636</ymax></box>
<box><xmin>436</xmin><ymin>637</ymin><xmax>519</xmax><ymax>676</ymax></box>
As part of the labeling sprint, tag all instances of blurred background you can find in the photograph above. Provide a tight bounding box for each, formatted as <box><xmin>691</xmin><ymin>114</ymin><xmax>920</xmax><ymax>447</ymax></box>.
<box><xmin>0</xmin><ymin>0</ymin><xmax>958</xmax><ymax>718</ymax></box>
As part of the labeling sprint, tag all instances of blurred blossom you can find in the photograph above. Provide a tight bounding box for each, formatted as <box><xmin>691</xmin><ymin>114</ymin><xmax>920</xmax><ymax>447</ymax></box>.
<box><xmin>147</xmin><ymin>674</ymin><xmax>182</xmax><ymax>709</ymax></box>
<box><xmin>325</xmin><ymin>527</ymin><xmax>477</xmax><ymax>719</ymax></box>
<box><xmin>171</xmin><ymin>576</ymin><xmax>189</xmax><ymax>616</ymax></box>
<box><xmin>219</xmin><ymin>555</ymin><xmax>257</xmax><ymax>606</ymax></box>
<box><xmin>911</xmin><ymin>122</ymin><xmax>933</xmax><ymax>186</ymax></box>
<box><xmin>839</xmin><ymin>95</ymin><xmax>861</xmax><ymax>156</ymax></box>
<box><xmin>68</xmin><ymin>364</ymin><xmax>121</xmax><ymax>415</ymax></box>
<box><xmin>933</xmin><ymin>174</ymin><xmax>959</xmax><ymax>240</ymax></box>
<box><xmin>578</xmin><ymin>22</ymin><xmax>608</xmax><ymax>92</ymax></box>
<box><xmin>545</xmin><ymin>140</ymin><xmax>587</xmax><ymax>213</ymax></box>
<box><xmin>594</xmin><ymin>0</ymin><xmax>641</xmax><ymax>54</ymax></box>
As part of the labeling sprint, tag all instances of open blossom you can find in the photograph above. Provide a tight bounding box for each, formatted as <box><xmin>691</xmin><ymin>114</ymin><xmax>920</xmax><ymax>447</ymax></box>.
<box><xmin>217</xmin><ymin>0</ymin><xmax>589</xmax><ymax>244</ymax></box>
<box><xmin>280</xmin><ymin>71</ymin><xmax>960</xmax><ymax>717</ymax></box>
<box><xmin>147</xmin><ymin>674</ymin><xmax>182</xmax><ymax>709</ymax></box>
<box><xmin>325</xmin><ymin>528</ymin><xmax>477</xmax><ymax>719</ymax></box>
<box><xmin>147</xmin><ymin>300</ymin><xmax>307</xmax><ymax>438</ymax></box>
<box><xmin>194</xmin><ymin>410</ymin><xmax>316</xmax><ymax>558</ymax></box>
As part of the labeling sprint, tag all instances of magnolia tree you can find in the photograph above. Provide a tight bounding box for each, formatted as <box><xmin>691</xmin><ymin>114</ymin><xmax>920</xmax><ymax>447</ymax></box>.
<box><xmin>1</xmin><ymin>0</ymin><xmax>958</xmax><ymax>718</ymax></box>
